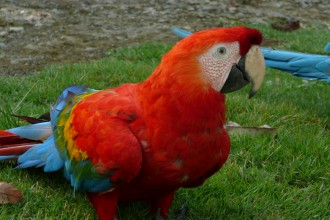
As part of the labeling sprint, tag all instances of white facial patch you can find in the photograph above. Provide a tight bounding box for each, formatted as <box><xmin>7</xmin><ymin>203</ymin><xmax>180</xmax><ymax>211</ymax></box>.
<box><xmin>198</xmin><ymin>42</ymin><xmax>241</xmax><ymax>91</ymax></box>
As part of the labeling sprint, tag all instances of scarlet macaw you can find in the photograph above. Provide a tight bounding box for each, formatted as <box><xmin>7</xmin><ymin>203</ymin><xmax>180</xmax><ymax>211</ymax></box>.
<box><xmin>172</xmin><ymin>28</ymin><xmax>330</xmax><ymax>84</ymax></box>
<box><xmin>0</xmin><ymin>26</ymin><xmax>265</xmax><ymax>219</ymax></box>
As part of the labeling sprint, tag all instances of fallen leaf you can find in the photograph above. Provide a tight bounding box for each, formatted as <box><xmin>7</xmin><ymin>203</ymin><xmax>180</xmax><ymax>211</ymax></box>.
<box><xmin>0</xmin><ymin>182</ymin><xmax>22</xmax><ymax>204</ymax></box>
<box><xmin>225</xmin><ymin>121</ymin><xmax>277</xmax><ymax>136</ymax></box>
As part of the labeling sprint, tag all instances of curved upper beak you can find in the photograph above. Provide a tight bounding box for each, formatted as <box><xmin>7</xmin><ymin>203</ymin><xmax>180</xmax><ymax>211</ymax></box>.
<box><xmin>221</xmin><ymin>45</ymin><xmax>265</xmax><ymax>98</ymax></box>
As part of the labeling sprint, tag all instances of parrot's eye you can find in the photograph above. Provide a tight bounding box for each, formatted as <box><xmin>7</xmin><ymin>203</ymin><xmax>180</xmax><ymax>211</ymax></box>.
<box><xmin>213</xmin><ymin>46</ymin><xmax>228</xmax><ymax>59</ymax></box>
<box><xmin>217</xmin><ymin>47</ymin><xmax>227</xmax><ymax>55</ymax></box>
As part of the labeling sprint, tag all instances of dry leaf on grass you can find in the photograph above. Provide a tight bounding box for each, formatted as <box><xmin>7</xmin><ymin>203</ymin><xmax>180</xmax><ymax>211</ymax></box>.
<box><xmin>225</xmin><ymin>121</ymin><xmax>277</xmax><ymax>136</ymax></box>
<box><xmin>0</xmin><ymin>182</ymin><xmax>22</xmax><ymax>204</ymax></box>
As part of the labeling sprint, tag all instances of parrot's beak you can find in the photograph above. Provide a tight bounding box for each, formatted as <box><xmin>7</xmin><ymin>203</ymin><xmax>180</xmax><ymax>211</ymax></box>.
<box><xmin>221</xmin><ymin>45</ymin><xmax>265</xmax><ymax>98</ymax></box>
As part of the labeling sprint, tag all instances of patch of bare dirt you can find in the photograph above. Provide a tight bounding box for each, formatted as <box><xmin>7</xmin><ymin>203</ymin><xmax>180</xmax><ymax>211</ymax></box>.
<box><xmin>0</xmin><ymin>0</ymin><xmax>329</xmax><ymax>75</ymax></box>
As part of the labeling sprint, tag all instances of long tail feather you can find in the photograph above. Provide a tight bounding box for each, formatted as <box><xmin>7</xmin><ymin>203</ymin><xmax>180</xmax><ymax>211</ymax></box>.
<box><xmin>0</xmin><ymin>145</ymin><xmax>34</xmax><ymax>156</ymax></box>
<box><xmin>0</xmin><ymin>130</ymin><xmax>37</xmax><ymax>158</ymax></box>
<box><xmin>0</xmin><ymin>130</ymin><xmax>28</xmax><ymax>144</ymax></box>
<box><xmin>8</xmin><ymin>122</ymin><xmax>52</xmax><ymax>141</ymax></box>
<box><xmin>0</xmin><ymin>130</ymin><xmax>40</xmax><ymax>157</ymax></box>
<box><xmin>11</xmin><ymin>114</ymin><xmax>49</xmax><ymax>124</ymax></box>
<box><xmin>0</xmin><ymin>155</ymin><xmax>17</xmax><ymax>160</ymax></box>
<box><xmin>0</xmin><ymin>86</ymin><xmax>91</xmax><ymax>172</ymax></box>
<box><xmin>0</xmin><ymin>122</ymin><xmax>63</xmax><ymax>172</ymax></box>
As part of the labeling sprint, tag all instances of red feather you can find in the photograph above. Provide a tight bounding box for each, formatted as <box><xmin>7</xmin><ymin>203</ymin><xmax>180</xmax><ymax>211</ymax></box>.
<box><xmin>0</xmin><ymin>130</ymin><xmax>39</xmax><ymax>156</ymax></box>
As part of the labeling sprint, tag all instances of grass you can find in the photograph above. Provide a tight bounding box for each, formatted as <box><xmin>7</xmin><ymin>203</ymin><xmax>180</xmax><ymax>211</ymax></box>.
<box><xmin>0</xmin><ymin>24</ymin><xmax>329</xmax><ymax>219</ymax></box>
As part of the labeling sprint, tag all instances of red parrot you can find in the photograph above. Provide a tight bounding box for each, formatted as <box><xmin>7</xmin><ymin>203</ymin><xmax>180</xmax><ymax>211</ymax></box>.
<box><xmin>0</xmin><ymin>26</ymin><xmax>265</xmax><ymax>219</ymax></box>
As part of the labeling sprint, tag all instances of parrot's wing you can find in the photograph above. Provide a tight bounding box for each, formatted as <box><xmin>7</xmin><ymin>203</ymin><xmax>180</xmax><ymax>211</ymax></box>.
<box><xmin>262</xmin><ymin>48</ymin><xmax>330</xmax><ymax>82</ymax></box>
<box><xmin>52</xmin><ymin>85</ymin><xmax>142</xmax><ymax>193</ymax></box>
<box><xmin>172</xmin><ymin>28</ymin><xmax>192</xmax><ymax>38</ymax></box>
<box><xmin>324</xmin><ymin>42</ymin><xmax>330</xmax><ymax>52</ymax></box>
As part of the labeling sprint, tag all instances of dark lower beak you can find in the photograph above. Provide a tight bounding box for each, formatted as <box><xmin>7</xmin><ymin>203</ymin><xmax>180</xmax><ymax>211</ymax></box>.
<box><xmin>221</xmin><ymin>57</ymin><xmax>249</xmax><ymax>94</ymax></box>
<box><xmin>220</xmin><ymin>45</ymin><xmax>265</xmax><ymax>98</ymax></box>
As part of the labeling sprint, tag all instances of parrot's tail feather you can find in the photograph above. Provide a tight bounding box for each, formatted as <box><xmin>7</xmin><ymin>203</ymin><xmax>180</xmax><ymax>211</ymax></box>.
<box><xmin>0</xmin><ymin>145</ymin><xmax>35</xmax><ymax>156</ymax></box>
<box><xmin>0</xmin><ymin>123</ymin><xmax>64</xmax><ymax>172</ymax></box>
<box><xmin>17</xmin><ymin>136</ymin><xmax>64</xmax><ymax>172</ymax></box>
<box><xmin>8</xmin><ymin>122</ymin><xmax>52</xmax><ymax>141</ymax></box>
<box><xmin>0</xmin><ymin>155</ymin><xmax>18</xmax><ymax>160</ymax></box>
<box><xmin>0</xmin><ymin>130</ymin><xmax>40</xmax><ymax>162</ymax></box>
<box><xmin>11</xmin><ymin>114</ymin><xmax>49</xmax><ymax>124</ymax></box>
<box><xmin>0</xmin><ymin>130</ymin><xmax>41</xmax><ymax>147</ymax></box>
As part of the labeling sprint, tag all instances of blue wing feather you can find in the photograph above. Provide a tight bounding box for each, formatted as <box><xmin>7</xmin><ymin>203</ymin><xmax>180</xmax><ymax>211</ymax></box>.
<box><xmin>9</xmin><ymin>122</ymin><xmax>52</xmax><ymax>141</ymax></box>
<box><xmin>0</xmin><ymin>155</ymin><xmax>17</xmax><ymax>160</ymax></box>
<box><xmin>17</xmin><ymin>159</ymin><xmax>44</xmax><ymax>169</ymax></box>
<box><xmin>316</xmin><ymin>59</ymin><xmax>330</xmax><ymax>73</ymax></box>
<box><xmin>262</xmin><ymin>48</ymin><xmax>330</xmax><ymax>82</ymax></box>
<box><xmin>324</xmin><ymin>42</ymin><xmax>330</xmax><ymax>52</ymax></box>
<box><xmin>50</xmin><ymin>85</ymin><xmax>89</xmax><ymax>129</ymax></box>
<box><xmin>172</xmin><ymin>28</ymin><xmax>192</xmax><ymax>38</ymax></box>
<box><xmin>64</xmin><ymin>160</ymin><xmax>112</xmax><ymax>193</ymax></box>
<box><xmin>289</xmin><ymin>57</ymin><xmax>327</xmax><ymax>67</ymax></box>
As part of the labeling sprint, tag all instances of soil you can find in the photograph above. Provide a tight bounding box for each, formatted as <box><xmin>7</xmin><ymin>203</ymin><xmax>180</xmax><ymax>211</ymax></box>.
<box><xmin>1</xmin><ymin>0</ymin><xmax>329</xmax><ymax>75</ymax></box>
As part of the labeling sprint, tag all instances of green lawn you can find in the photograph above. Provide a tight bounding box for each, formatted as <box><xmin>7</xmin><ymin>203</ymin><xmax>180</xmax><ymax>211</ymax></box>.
<box><xmin>0</xmin><ymin>25</ymin><xmax>329</xmax><ymax>219</ymax></box>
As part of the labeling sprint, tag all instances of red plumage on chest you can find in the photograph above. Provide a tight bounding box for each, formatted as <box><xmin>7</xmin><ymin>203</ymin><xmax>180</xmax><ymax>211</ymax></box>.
<box><xmin>117</xmin><ymin>81</ymin><xmax>230</xmax><ymax>200</ymax></box>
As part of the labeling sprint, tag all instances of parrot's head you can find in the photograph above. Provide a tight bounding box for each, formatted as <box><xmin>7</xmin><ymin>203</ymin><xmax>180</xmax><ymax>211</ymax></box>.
<box><xmin>160</xmin><ymin>26</ymin><xmax>265</xmax><ymax>98</ymax></box>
